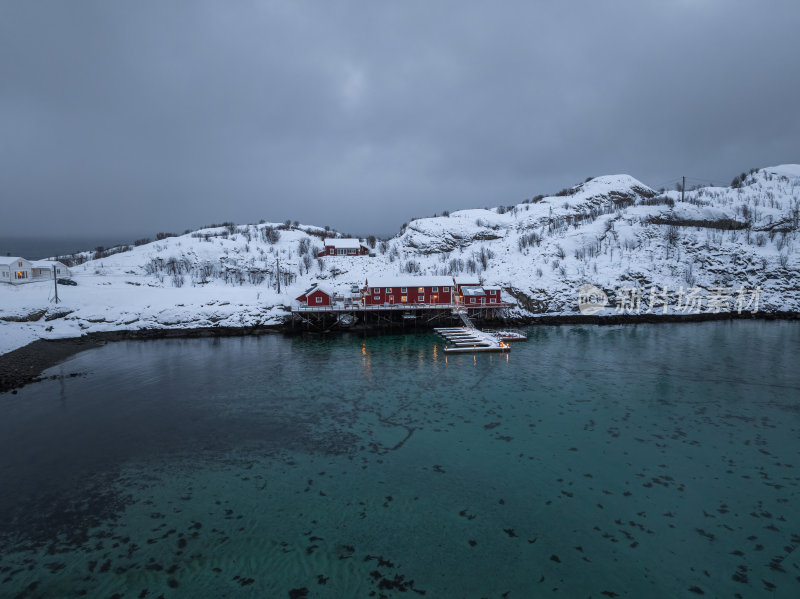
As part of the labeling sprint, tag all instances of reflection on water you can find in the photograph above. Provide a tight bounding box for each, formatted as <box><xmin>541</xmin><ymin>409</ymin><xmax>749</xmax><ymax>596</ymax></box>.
<box><xmin>1</xmin><ymin>322</ymin><xmax>799</xmax><ymax>597</ymax></box>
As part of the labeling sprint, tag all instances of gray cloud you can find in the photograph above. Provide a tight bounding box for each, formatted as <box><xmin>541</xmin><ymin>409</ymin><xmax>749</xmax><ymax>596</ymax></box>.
<box><xmin>1</xmin><ymin>0</ymin><xmax>799</xmax><ymax>240</ymax></box>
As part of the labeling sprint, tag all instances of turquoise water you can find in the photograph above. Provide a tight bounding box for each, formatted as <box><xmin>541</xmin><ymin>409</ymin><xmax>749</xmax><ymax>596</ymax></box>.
<box><xmin>1</xmin><ymin>322</ymin><xmax>799</xmax><ymax>597</ymax></box>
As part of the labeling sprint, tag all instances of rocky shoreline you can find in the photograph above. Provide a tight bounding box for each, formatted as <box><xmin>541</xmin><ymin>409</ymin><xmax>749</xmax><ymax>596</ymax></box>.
<box><xmin>1</xmin><ymin>312</ymin><xmax>797</xmax><ymax>394</ymax></box>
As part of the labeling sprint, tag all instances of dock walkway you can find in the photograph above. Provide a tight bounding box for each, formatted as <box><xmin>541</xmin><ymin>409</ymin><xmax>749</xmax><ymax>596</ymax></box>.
<box><xmin>434</xmin><ymin>317</ymin><xmax>510</xmax><ymax>353</ymax></box>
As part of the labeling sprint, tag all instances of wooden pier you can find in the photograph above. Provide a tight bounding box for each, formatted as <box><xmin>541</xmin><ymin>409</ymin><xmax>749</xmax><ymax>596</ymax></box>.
<box><xmin>434</xmin><ymin>326</ymin><xmax>510</xmax><ymax>353</ymax></box>
<box><xmin>431</xmin><ymin>310</ymin><xmax>528</xmax><ymax>353</ymax></box>
<box><xmin>434</xmin><ymin>309</ymin><xmax>513</xmax><ymax>353</ymax></box>
<box><xmin>291</xmin><ymin>302</ymin><xmax>511</xmax><ymax>332</ymax></box>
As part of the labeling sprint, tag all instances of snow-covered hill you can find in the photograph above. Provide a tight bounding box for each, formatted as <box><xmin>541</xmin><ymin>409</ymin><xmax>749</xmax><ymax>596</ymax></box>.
<box><xmin>2</xmin><ymin>165</ymin><xmax>799</xmax><ymax>354</ymax></box>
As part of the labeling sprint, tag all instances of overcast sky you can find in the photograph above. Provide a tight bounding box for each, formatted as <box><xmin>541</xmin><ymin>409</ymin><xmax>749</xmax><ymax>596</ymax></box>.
<box><xmin>1</xmin><ymin>1</ymin><xmax>798</xmax><ymax>240</ymax></box>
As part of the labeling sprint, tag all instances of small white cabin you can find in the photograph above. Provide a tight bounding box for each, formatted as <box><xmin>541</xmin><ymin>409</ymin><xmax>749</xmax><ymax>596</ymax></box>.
<box><xmin>31</xmin><ymin>260</ymin><xmax>70</xmax><ymax>280</ymax></box>
<box><xmin>0</xmin><ymin>257</ymin><xmax>33</xmax><ymax>284</ymax></box>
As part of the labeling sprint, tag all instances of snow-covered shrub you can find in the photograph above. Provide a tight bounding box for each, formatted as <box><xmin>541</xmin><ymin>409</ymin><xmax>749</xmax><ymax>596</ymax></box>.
<box><xmin>403</xmin><ymin>260</ymin><xmax>421</xmax><ymax>273</ymax></box>
<box><xmin>448</xmin><ymin>258</ymin><xmax>465</xmax><ymax>274</ymax></box>
<box><xmin>684</xmin><ymin>263</ymin><xmax>696</xmax><ymax>287</ymax></box>
<box><xmin>475</xmin><ymin>247</ymin><xmax>494</xmax><ymax>269</ymax></box>
<box><xmin>665</xmin><ymin>225</ymin><xmax>680</xmax><ymax>245</ymax></box>
<box><xmin>518</xmin><ymin>232</ymin><xmax>542</xmax><ymax>251</ymax></box>
<box><xmin>262</xmin><ymin>226</ymin><xmax>280</xmax><ymax>244</ymax></box>
<box><xmin>301</xmin><ymin>254</ymin><xmax>313</xmax><ymax>273</ymax></box>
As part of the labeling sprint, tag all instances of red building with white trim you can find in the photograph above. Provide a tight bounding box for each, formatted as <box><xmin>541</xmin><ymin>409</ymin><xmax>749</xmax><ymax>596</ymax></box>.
<box><xmin>296</xmin><ymin>284</ymin><xmax>332</xmax><ymax>306</ymax></box>
<box><xmin>318</xmin><ymin>238</ymin><xmax>370</xmax><ymax>257</ymax></box>
<box><xmin>461</xmin><ymin>285</ymin><xmax>503</xmax><ymax>306</ymax></box>
<box><xmin>362</xmin><ymin>276</ymin><xmax>455</xmax><ymax>306</ymax></box>
<box><xmin>454</xmin><ymin>277</ymin><xmax>480</xmax><ymax>295</ymax></box>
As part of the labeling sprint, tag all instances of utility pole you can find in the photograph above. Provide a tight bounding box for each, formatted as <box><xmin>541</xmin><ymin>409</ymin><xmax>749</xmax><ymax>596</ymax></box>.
<box><xmin>681</xmin><ymin>176</ymin><xmax>685</xmax><ymax>203</ymax></box>
<box><xmin>276</xmin><ymin>254</ymin><xmax>281</xmax><ymax>294</ymax></box>
<box><xmin>53</xmin><ymin>264</ymin><xmax>59</xmax><ymax>304</ymax></box>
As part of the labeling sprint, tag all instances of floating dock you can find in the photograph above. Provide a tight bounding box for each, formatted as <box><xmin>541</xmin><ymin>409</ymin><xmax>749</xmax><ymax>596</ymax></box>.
<box><xmin>434</xmin><ymin>325</ymin><xmax>511</xmax><ymax>354</ymax></box>
<box><xmin>484</xmin><ymin>329</ymin><xmax>528</xmax><ymax>342</ymax></box>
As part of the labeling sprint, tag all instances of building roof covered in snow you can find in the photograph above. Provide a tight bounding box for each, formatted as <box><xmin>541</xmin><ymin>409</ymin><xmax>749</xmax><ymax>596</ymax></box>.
<box><xmin>31</xmin><ymin>260</ymin><xmax>68</xmax><ymax>269</ymax></box>
<box><xmin>323</xmin><ymin>238</ymin><xmax>363</xmax><ymax>249</ymax></box>
<box><xmin>300</xmin><ymin>283</ymin><xmax>330</xmax><ymax>295</ymax></box>
<box><xmin>365</xmin><ymin>275</ymin><xmax>455</xmax><ymax>288</ymax></box>
<box><xmin>454</xmin><ymin>277</ymin><xmax>481</xmax><ymax>286</ymax></box>
<box><xmin>462</xmin><ymin>286</ymin><xmax>486</xmax><ymax>297</ymax></box>
<box><xmin>0</xmin><ymin>257</ymin><xmax>29</xmax><ymax>267</ymax></box>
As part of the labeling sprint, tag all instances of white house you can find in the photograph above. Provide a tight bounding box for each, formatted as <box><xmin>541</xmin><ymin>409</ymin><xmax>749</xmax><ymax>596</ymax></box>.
<box><xmin>0</xmin><ymin>257</ymin><xmax>33</xmax><ymax>284</ymax></box>
<box><xmin>31</xmin><ymin>260</ymin><xmax>70</xmax><ymax>280</ymax></box>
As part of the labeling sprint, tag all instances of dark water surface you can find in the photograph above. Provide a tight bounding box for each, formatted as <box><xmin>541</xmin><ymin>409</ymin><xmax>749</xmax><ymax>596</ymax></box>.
<box><xmin>1</xmin><ymin>322</ymin><xmax>799</xmax><ymax>597</ymax></box>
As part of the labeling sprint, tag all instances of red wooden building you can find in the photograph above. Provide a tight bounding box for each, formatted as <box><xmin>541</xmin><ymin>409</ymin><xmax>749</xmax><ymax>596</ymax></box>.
<box><xmin>455</xmin><ymin>277</ymin><xmax>481</xmax><ymax>295</ymax></box>
<box><xmin>296</xmin><ymin>284</ymin><xmax>332</xmax><ymax>306</ymax></box>
<box><xmin>318</xmin><ymin>238</ymin><xmax>370</xmax><ymax>257</ymax></box>
<box><xmin>362</xmin><ymin>276</ymin><xmax>455</xmax><ymax>306</ymax></box>
<box><xmin>461</xmin><ymin>285</ymin><xmax>503</xmax><ymax>306</ymax></box>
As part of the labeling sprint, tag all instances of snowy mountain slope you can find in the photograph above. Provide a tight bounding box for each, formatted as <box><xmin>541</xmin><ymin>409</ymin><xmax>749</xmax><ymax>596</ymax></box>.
<box><xmin>1</xmin><ymin>166</ymin><xmax>798</xmax><ymax>354</ymax></box>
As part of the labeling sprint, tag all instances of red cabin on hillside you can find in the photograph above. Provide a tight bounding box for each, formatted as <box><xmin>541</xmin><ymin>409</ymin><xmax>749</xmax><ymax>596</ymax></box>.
<box><xmin>296</xmin><ymin>284</ymin><xmax>332</xmax><ymax>306</ymax></box>
<box><xmin>318</xmin><ymin>238</ymin><xmax>370</xmax><ymax>257</ymax></box>
<box><xmin>362</xmin><ymin>276</ymin><xmax>455</xmax><ymax>306</ymax></box>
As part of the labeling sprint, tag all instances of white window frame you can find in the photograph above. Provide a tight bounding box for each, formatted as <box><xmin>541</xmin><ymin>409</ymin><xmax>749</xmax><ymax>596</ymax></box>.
<box><xmin>418</xmin><ymin>287</ymin><xmax>424</xmax><ymax>293</ymax></box>
<box><xmin>315</xmin><ymin>296</ymin><xmax>322</xmax><ymax>304</ymax></box>
<box><xmin>372</xmin><ymin>287</ymin><xmax>379</xmax><ymax>293</ymax></box>
<box><xmin>443</xmin><ymin>286</ymin><xmax>449</xmax><ymax>291</ymax></box>
<box><xmin>432</xmin><ymin>287</ymin><xmax>438</xmax><ymax>292</ymax></box>
<box><xmin>385</xmin><ymin>288</ymin><xmax>392</xmax><ymax>292</ymax></box>
<box><xmin>401</xmin><ymin>287</ymin><xmax>407</xmax><ymax>293</ymax></box>
<box><xmin>373</xmin><ymin>295</ymin><xmax>380</xmax><ymax>301</ymax></box>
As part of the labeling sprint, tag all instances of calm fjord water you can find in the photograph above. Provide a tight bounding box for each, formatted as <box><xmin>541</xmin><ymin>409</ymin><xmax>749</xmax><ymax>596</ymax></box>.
<box><xmin>1</xmin><ymin>322</ymin><xmax>799</xmax><ymax>598</ymax></box>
